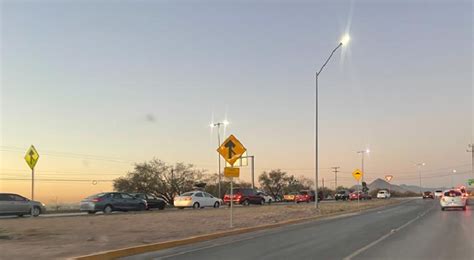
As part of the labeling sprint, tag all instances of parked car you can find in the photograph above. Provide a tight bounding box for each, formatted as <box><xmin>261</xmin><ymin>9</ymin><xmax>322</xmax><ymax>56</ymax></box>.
<box><xmin>0</xmin><ymin>193</ymin><xmax>46</xmax><ymax>217</ymax></box>
<box><xmin>349</xmin><ymin>191</ymin><xmax>372</xmax><ymax>200</ymax></box>
<box><xmin>283</xmin><ymin>192</ymin><xmax>298</xmax><ymax>202</ymax></box>
<box><xmin>335</xmin><ymin>190</ymin><xmax>350</xmax><ymax>201</ymax></box>
<box><xmin>422</xmin><ymin>191</ymin><xmax>434</xmax><ymax>199</ymax></box>
<box><xmin>295</xmin><ymin>190</ymin><xmax>315</xmax><ymax>203</ymax></box>
<box><xmin>223</xmin><ymin>188</ymin><xmax>265</xmax><ymax>206</ymax></box>
<box><xmin>440</xmin><ymin>189</ymin><xmax>467</xmax><ymax>211</ymax></box>
<box><xmin>174</xmin><ymin>191</ymin><xmax>222</xmax><ymax>209</ymax></box>
<box><xmin>80</xmin><ymin>192</ymin><xmax>147</xmax><ymax>214</ymax></box>
<box><xmin>434</xmin><ymin>190</ymin><xmax>443</xmax><ymax>198</ymax></box>
<box><xmin>256</xmin><ymin>191</ymin><xmax>274</xmax><ymax>204</ymax></box>
<box><xmin>131</xmin><ymin>193</ymin><xmax>166</xmax><ymax>210</ymax></box>
<box><xmin>377</xmin><ymin>190</ymin><xmax>391</xmax><ymax>199</ymax></box>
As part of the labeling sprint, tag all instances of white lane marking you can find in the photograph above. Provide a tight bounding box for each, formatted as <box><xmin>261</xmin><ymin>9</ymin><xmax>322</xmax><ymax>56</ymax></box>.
<box><xmin>154</xmin><ymin>212</ymin><xmax>363</xmax><ymax>259</ymax></box>
<box><xmin>343</xmin><ymin>204</ymin><xmax>434</xmax><ymax>260</ymax></box>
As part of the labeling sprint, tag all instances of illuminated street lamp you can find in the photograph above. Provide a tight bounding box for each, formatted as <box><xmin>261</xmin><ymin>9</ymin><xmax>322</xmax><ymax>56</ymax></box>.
<box><xmin>314</xmin><ymin>34</ymin><xmax>350</xmax><ymax>209</ymax></box>
<box><xmin>416</xmin><ymin>162</ymin><xmax>426</xmax><ymax>196</ymax></box>
<box><xmin>356</xmin><ymin>149</ymin><xmax>370</xmax><ymax>182</ymax></box>
<box><xmin>210</xmin><ymin>120</ymin><xmax>230</xmax><ymax>198</ymax></box>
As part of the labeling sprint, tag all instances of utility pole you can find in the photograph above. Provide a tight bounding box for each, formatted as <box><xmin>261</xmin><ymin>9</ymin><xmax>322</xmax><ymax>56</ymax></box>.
<box><xmin>332</xmin><ymin>167</ymin><xmax>340</xmax><ymax>190</ymax></box>
<box><xmin>467</xmin><ymin>144</ymin><xmax>474</xmax><ymax>178</ymax></box>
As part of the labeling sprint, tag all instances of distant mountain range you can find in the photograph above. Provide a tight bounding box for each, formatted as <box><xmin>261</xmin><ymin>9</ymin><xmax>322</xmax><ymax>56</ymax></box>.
<box><xmin>351</xmin><ymin>178</ymin><xmax>450</xmax><ymax>193</ymax></box>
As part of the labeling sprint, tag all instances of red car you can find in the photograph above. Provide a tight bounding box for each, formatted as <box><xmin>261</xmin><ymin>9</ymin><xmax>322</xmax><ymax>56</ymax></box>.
<box><xmin>295</xmin><ymin>190</ymin><xmax>315</xmax><ymax>203</ymax></box>
<box><xmin>349</xmin><ymin>191</ymin><xmax>372</xmax><ymax>201</ymax></box>
<box><xmin>223</xmin><ymin>188</ymin><xmax>265</xmax><ymax>206</ymax></box>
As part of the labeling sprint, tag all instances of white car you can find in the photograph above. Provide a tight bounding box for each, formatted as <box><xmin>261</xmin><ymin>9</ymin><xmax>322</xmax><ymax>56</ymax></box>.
<box><xmin>257</xmin><ymin>191</ymin><xmax>274</xmax><ymax>204</ymax></box>
<box><xmin>174</xmin><ymin>191</ymin><xmax>222</xmax><ymax>209</ymax></box>
<box><xmin>377</xmin><ymin>190</ymin><xmax>391</xmax><ymax>199</ymax></box>
<box><xmin>434</xmin><ymin>190</ymin><xmax>443</xmax><ymax>198</ymax></box>
<box><xmin>440</xmin><ymin>189</ymin><xmax>467</xmax><ymax>211</ymax></box>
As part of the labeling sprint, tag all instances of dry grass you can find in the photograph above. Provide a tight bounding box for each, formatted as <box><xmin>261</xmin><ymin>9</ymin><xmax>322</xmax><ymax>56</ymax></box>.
<box><xmin>0</xmin><ymin>199</ymin><xmax>400</xmax><ymax>259</ymax></box>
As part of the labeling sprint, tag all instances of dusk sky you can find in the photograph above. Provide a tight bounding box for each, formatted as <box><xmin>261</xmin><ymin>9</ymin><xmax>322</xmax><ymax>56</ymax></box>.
<box><xmin>1</xmin><ymin>0</ymin><xmax>472</xmax><ymax>203</ymax></box>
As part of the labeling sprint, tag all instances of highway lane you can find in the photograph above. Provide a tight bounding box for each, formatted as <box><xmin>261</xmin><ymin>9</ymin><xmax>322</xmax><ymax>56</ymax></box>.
<box><xmin>125</xmin><ymin>198</ymin><xmax>473</xmax><ymax>260</ymax></box>
<box><xmin>352</xmin><ymin>199</ymin><xmax>474</xmax><ymax>259</ymax></box>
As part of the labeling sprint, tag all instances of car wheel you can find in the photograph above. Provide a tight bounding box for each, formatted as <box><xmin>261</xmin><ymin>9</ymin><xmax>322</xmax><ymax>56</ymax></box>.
<box><xmin>260</xmin><ymin>199</ymin><xmax>265</xmax><ymax>205</ymax></box>
<box><xmin>138</xmin><ymin>203</ymin><xmax>146</xmax><ymax>211</ymax></box>
<box><xmin>213</xmin><ymin>201</ymin><xmax>220</xmax><ymax>208</ymax></box>
<box><xmin>193</xmin><ymin>202</ymin><xmax>200</xmax><ymax>209</ymax></box>
<box><xmin>87</xmin><ymin>211</ymin><xmax>96</xmax><ymax>215</ymax></box>
<box><xmin>463</xmin><ymin>206</ymin><xmax>467</xmax><ymax>211</ymax></box>
<box><xmin>158</xmin><ymin>204</ymin><xmax>165</xmax><ymax>210</ymax></box>
<box><xmin>103</xmin><ymin>205</ymin><xmax>113</xmax><ymax>214</ymax></box>
<box><xmin>31</xmin><ymin>206</ymin><xmax>41</xmax><ymax>217</ymax></box>
<box><xmin>268</xmin><ymin>199</ymin><xmax>272</xmax><ymax>205</ymax></box>
<box><xmin>242</xmin><ymin>199</ymin><xmax>250</xmax><ymax>206</ymax></box>
<box><xmin>441</xmin><ymin>207</ymin><xmax>445</xmax><ymax>211</ymax></box>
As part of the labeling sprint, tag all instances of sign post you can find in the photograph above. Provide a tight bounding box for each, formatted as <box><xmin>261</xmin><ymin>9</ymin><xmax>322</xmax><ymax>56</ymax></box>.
<box><xmin>218</xmin><ymin>135</ymin><xmax>246</xmax><ymax>228</ymax></box>
<box><xmin>352</xmin><ymin>169</ymin><xmax>363</xmax><ymax>210</ymax></box>
<box><xmin>24</xmin><ymin>145</ymin><xmax>40</xmax><ymax>200</ymax></box>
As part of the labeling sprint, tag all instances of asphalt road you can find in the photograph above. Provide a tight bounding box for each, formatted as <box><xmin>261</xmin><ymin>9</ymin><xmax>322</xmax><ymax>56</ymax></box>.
<box><xmin>125</xmin><ymin>198</ymin><xmax>473</xmax><ymax>260</ymax></box>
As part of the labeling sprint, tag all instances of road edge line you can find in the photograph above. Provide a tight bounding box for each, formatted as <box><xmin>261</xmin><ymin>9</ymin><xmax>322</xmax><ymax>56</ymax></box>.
<box><xmin>72</xmin><ymin>200</ymin><xmax>406</xmax><ymax>260</ymax></box>
<box><xmin>342</xmin><ymin>202</ymin><xmax>434</xmax><ymax>260</ymax></box>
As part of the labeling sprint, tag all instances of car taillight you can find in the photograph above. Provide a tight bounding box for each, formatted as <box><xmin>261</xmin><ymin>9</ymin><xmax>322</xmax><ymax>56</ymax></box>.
<box><xmin>184</xmin><ymin>197</ymin><xmax>192</xmax><ymax>201</ymax></box>
<box><xmin>91</xmin><ymin>198</ymin><xmax>103</xmax><ymax>202</ymax></box>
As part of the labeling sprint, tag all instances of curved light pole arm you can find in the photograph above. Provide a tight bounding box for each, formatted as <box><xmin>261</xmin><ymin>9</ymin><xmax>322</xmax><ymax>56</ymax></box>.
<box><xmin>317</xmin><ymin>43</ymin><xmax>342</xmax><ymax>76</ymax></box>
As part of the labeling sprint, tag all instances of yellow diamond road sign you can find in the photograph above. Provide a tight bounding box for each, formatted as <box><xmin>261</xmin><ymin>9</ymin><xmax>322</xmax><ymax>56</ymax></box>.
<box><xmin>217</xmin><ymin>134</ymin><xmax>246</xmax><ymax>166</ymax></box>
<box><xmin>352</xmin><ymin>169</ymin><xmax>363</xmax><ymax>181</ymax></box>
<box><xmin>24</xmin><ymin>145</ymin><xmax>40</xmax><ymax>170</ymax></box>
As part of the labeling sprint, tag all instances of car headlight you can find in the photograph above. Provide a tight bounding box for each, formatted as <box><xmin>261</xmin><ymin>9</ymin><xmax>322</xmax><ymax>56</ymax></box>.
<box><xmin>41</xmin><ymin>203</ymin><xmax>46</xmax><ymax>207</ymax></box>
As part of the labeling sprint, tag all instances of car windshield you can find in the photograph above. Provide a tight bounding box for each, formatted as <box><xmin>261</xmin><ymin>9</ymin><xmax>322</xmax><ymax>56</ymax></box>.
<box><xmin>444</xmin><ymin>191</ymin><xmax>462</xmax><ymax>197</ymax></box>
<box><xmin>180</xmin><ymin>192</ymin><xmax>194</xmax><ymax>197</ymax></box>
<box><xmin>86</xmin><ymin>193</ymin><xmax>106</xmax><ymax>199</ymax></box>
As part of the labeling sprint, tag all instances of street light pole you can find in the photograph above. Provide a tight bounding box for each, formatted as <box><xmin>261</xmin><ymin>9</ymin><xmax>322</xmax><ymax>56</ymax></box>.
<box><xmin>416</xmin><ymin>162</ymin><xmax>425</xmax><ymax>195</ymax></box>
<box><xmin>211</xmin><ymin>120</ymin><xmax>229</xmax><ymax>198</ymax></box>
<box><xmin>467</xmin><ymin>144</ymin><xmax>473</xmax><ymax>178</ymax></box>
<box><xmin>357</xmin><ymin>149</ymin><xmax>370</xmax><ymax>183</ymax></box>
<box><xmin>314</xmin><ymin>34</ymin><xmax>350</xmax><ymax>210</ymax></box>
<box><xmin>452</xmin><ymin>169</ymin><xmax>457</xmax><ymax>188</ymax></box>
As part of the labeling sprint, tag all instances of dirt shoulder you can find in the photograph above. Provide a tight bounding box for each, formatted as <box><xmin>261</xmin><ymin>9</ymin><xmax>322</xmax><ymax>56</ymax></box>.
<box><xmin>0</xmin><ymin>199</ymin><xmax>402</xmax><ymax>259</ymax></box>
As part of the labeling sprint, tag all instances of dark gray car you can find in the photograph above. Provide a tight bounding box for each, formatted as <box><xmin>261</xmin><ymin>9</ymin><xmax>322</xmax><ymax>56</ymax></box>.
<box><xmin>0</xmin><ymin>193</ymin><xmax>46</xmax><ymax>217</ymax></box>
<box><xmin>80</xmin><ymin>192</ymin><xmax>147</xmax><ymax>214</ymax></box>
